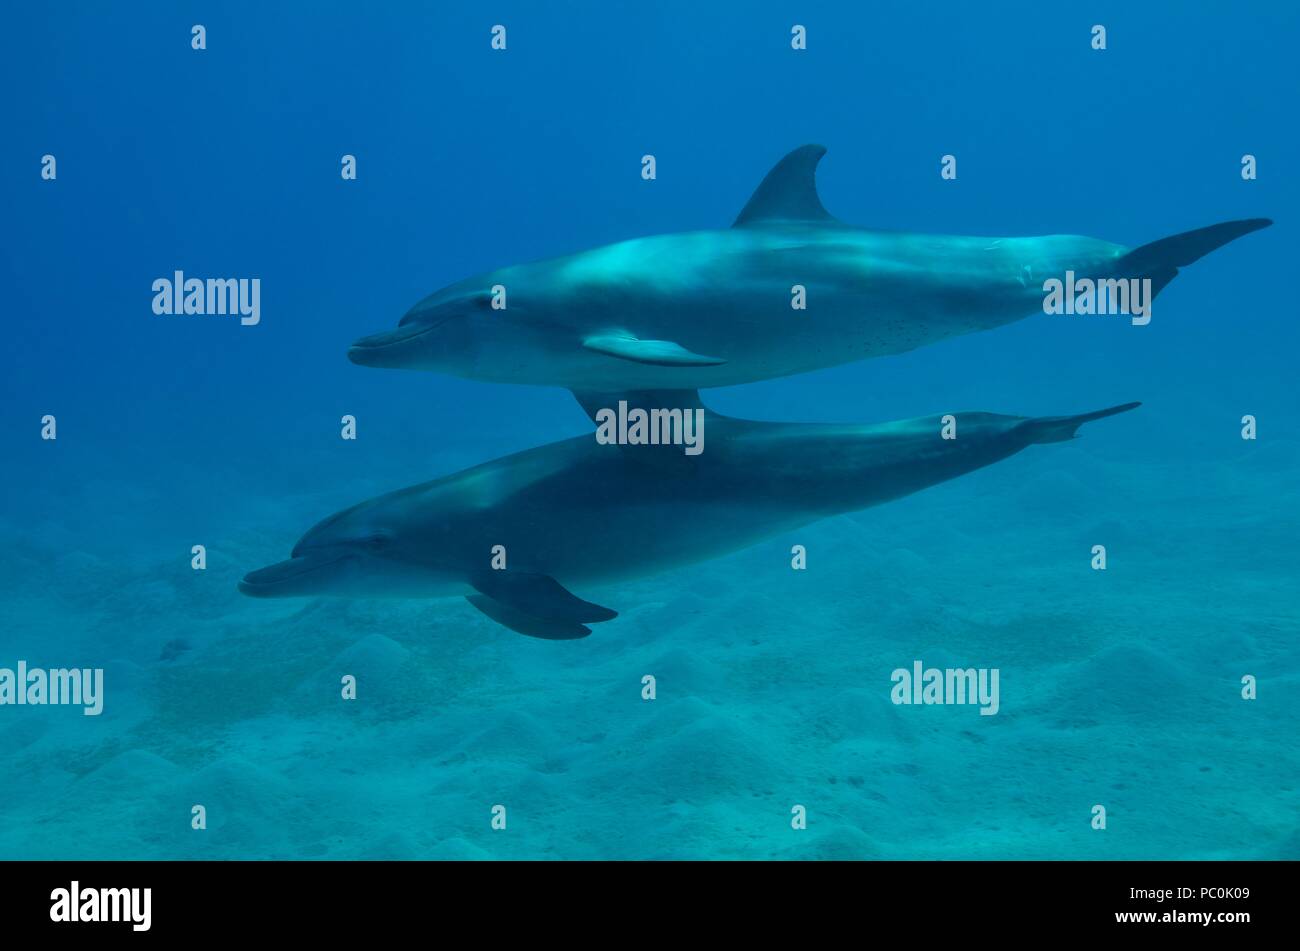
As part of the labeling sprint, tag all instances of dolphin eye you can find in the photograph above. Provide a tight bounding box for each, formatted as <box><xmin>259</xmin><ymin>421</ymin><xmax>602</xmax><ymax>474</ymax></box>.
<box><xmin>361</xmin><ymin>533</ymin><xmax>391</xmax><ymax>551</ymax></box>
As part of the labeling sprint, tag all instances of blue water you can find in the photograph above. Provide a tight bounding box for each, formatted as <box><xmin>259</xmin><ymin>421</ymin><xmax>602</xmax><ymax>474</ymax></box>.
<box><xmin>1</xmin><ymin>2</ymin><xmax>1296</xmax><ymax>859</ymax></box>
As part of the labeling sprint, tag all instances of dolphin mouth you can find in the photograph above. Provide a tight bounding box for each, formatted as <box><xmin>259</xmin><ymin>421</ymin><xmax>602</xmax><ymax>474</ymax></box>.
<box><xmin>238</xmin><ymin>552</ymin><xmax>352</xmax><ymax>597</ymax></box>
<box><xmin>347</xmin><ymin>319</ymin><xmax>449</xmax><ymax>367</ymax></box>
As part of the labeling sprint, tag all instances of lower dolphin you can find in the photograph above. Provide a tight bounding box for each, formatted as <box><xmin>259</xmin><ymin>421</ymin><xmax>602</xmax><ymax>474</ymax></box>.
<box><xmin>240</xmin><ymin>398</ymin><xmax>1140</xmax><ymax>638</ymax></box>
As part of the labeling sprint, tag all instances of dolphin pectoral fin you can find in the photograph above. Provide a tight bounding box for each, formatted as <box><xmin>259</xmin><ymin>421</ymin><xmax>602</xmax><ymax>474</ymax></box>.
<box><xmin>733</xmin><ymin>144</ymin><xmax>838</xmax><ymax>227</ymax></box>
<box><xmin>469</xmin><ymin>571</ymin><xmax>618</xmax><ymax>625</ymax></box>
<box><xmin>465</xmin><ymin>570</ymin><xmax>618</xmax><ymax>639</ymax></box>
<box><xmin>582</xmin><ymin>335</ymin><xmax>726</xmax><ymax>367</ymax></box>
<box><xmin>466</xmin><ymin>595</ymin><xmax>592</xmax><ymax>640</ymax></box>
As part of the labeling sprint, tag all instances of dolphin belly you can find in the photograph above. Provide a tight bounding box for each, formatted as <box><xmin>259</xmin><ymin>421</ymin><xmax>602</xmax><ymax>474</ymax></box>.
<box><xmin>544</xmin><ymin>228</ymin><xmax>1047</xmax><ymax>390</ymax></box>
<box><xmin>509</xmin><ymin>498</ymin><xmax>811</xmax><ymax>587</ymax></box>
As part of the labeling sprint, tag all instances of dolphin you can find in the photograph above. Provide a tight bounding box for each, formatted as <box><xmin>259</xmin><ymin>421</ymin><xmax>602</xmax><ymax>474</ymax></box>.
<box><xmin>347</xmin><ymin>145</ymin><xmax>1270</xmax><ymax>394</ymax></box>
<box><xmin>240</xmin><ymin>396</ymin><xmax>1139</xmax><ymax>639</ymax></box>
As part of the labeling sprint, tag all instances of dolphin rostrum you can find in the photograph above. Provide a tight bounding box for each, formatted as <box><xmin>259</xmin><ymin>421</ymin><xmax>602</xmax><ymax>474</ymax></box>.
<box><xmin>348</xmin><ymin>145</ymin><xmax>1269</xmax><ymax>393</ymax></box>
<box><xmin>240</xmin><ymin>396</ymin><xmax>1140</xmax><ymax>639</ymax></box>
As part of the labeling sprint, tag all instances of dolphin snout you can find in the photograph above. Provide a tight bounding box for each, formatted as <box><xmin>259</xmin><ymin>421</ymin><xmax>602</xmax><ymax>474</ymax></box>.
<box><xmin>239</xmin><ymin>552</ymin><xmax>351</xmax><ymax>598</ymax></box>
<box><xmin>347</xmin><ymin>321</ymin><xmax>445</xmax><ymax>368</ymax></box>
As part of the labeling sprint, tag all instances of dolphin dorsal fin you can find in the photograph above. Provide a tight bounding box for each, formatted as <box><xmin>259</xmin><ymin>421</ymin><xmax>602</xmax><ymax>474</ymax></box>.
<box><xmin>733</xmin><ymin>144</ymin><xmax>835</xmax><ymax>227</ymax></box>
<box><xmin>569</xmin><ymin>388</ymin><xmax>726</xmax><ymax>424</ymax></box>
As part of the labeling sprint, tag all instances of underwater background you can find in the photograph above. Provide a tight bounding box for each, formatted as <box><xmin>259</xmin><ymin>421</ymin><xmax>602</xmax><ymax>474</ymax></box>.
<box><xmin>1</xmin><ymin>1</ymin><xmax>1295</xmax><ymax>859</ymax></box>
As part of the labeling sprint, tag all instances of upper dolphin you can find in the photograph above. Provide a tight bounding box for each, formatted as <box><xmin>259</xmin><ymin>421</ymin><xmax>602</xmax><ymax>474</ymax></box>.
<box><xmin>240</xmin><ymin>395</ymin><xmax>1139</xmax><ymax>639</ymax></box>
<box><xmin>347</xmin><ymin>145</ymin><xmax>1270</xmax><ymax>392</ymax></box>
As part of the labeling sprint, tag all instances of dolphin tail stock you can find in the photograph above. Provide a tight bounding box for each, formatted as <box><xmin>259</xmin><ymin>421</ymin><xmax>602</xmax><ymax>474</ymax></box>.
<box><xmin>1017</xmin><ymin>401</ymin><xmax>1141</xmax><ymax>444</ymax></box>
<box><xmin>466</xmin><ymin>570</ymin><xmax>617</xmax><ymax>640</ymax></box>
<box><xmin>1117</xmin><ymin>218</ymin><xmax>1272</xmax><ymax>299</ymax></box>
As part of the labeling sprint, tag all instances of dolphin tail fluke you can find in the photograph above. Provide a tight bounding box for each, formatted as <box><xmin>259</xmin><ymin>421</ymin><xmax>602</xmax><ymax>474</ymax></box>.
<box><xmin>1020</xmin><ymin>401</ymin><xmax>1141</xmax><ymax>444</ymax></box>
<box><xmin>1118</xmin><ymin>218</ymin><xmax>1272</xmax><ymax>298</ymax></box>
